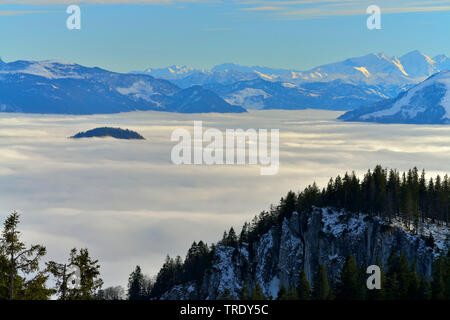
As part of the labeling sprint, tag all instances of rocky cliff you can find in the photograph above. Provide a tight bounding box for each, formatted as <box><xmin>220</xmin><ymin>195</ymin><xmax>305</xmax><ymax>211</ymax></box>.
<box><xmin>161</xmin><ymin>207</ymin><xmax>449</xmax><ymax>300</ymax></box>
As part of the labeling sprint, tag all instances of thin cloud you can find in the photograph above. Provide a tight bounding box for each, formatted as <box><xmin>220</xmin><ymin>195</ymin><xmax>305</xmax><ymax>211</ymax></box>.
<box><xmin>0</xmin><ymin>0</ymin><xmax>218</xmax><ymax>4</ymax></box>
<box><xmin>280</xmin><ymin>5</ymin><xmax>450</xmax><ymax>19</ymax></box>
<box><xmin>0</xmin><ymin>10</ymin><xmax>58</xmax><ymax>15</ymax></box>
<box><xmin>234</xmin><ymin>0</ymin><xmax>450</xmax><ymax>19</ymax></box>
<box><xmin>240</xmin><ymin>6</ymin><xmax>285</xmax><ymax>11</ymax></box>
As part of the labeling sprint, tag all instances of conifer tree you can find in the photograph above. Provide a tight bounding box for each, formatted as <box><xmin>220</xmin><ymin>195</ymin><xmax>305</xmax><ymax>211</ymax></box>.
<box><xmin>277</xmin><ymin>285</ymin><xmax>287</xmax><ymax>300</ymax></box>
<box><xmin>49</xmin><ymin>248</ymin><xmax>103</xmax><ymax>300</ymax></box>
<box><xmin>297</xmin><ymin>269</ymin><xmax>311</xmax><ymax>300</ymax></box>
<box><xmin>335</xmin><ymin>255</ymin><xmax>359</xmax><ymax>300</ymax></box>
<box><xmin>312</xmin><ymin>264</ymin><xmax>329</xmax><ymax>300</ymax></box>
<box><xmin>240</xmin><ymin>283</ymin><xmax>249</xmax><ymax>300</ymax></box>
<box><xmin>128</xmin><ymin>265</ymin><xmax>145</xmax><ymax>300</ymax></box>
<box><xmin>286</xmin><ymin>286</ymin><xmax>298</xmax><ymax>300</ymax></box>
<box><xmin>431</xmin><ymin>255</ymin><xmax>446</xmax><ymax>300</ymax></box>
<box><xmin>251</xmin><ymin>283</ymin><xmax>265</xmax><ymax>300</ymax></box>
<box><xmin>1</xmin><ymin>212</ymin><xmax>48</xmax><ymax>300</ymax></box>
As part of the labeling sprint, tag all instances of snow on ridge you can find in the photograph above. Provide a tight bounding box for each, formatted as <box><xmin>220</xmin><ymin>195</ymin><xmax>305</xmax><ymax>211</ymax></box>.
<box><xmin>255</xmin><ymin>231</ymin><xmax>275</xmax><ymax>297</ymax></box>
<box><xmin>391</xmin><ymin>57</ymin><xmax>409</xmax><ymax>76</ymax></box>
<box><xmin>282</xmin><ymin>82</ymin><xmax>296</xmax><ymax>88</ymax></box>
<box><xmin>320</xmin><ymin>208</ymin><xmax>368</xmax><ymax>238</ymax></box>
<box><xmin>437</xmin><ymin>77</ymin><xmax>450</xmax><ymax>119</ymax></box>
<box><xmin>389</xmin><ymin>217</ymin><xmax>449</xmax><ymax>253</ymax></box>
<box><xmin>224</xmin><ymin>88</ymin><xmax>269</xmax><ymax>109</ymax></box>
<box><xmin>361</xmin><ymin>73</ymin><xmax>448</xmax><ymax>120</ymax></box>
<box><xmin>213</xmin><ymin>245</ymin><xmax>241</xmax><ymax>298</ymax></box>
<box><xmin>116</xmin><ymin>81</ymin><xmax>156</xmax><ymax>101</ymax></box>
<box><xmin>0</xmin><ymin>60</ymin><xmax>83</xmax><ymax>79</ymax></box>
<box><xmin>319</xmin><ymin>207</ymin><xmax>449</xmax><ymax>254</ymax></box>
<box><xmin>353</xmin><ymin>66</ymin><xmax>371</xmax><ymax>78</ymax></box>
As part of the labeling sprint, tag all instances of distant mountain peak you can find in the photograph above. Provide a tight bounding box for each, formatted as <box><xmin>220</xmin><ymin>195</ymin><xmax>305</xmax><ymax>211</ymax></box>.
<box><xmin>339</xmin><ymin>70</ymin><xmax>450</xmax><ymax>124</ymax></box>
<box><xmin>434</xmin><ymin>54</ymin><xmax>448</xmax><ymax>62</ymax></box>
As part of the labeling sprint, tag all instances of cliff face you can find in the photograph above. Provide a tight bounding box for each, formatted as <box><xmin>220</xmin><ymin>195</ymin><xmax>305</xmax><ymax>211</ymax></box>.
<box><xmin>161</xmin><ymin>208</ymin><xmax>449</xmax><ymax>300</ymax></box>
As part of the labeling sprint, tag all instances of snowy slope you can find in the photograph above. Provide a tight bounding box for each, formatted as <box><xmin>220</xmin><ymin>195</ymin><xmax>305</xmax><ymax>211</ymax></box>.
<box><xmin>159</xmin><ymin>208</ymin><xmax>449</xmax><ymax>300</ymax></box>
<box><xmin>340</xmin><ymin>71</ymin><xmax>450</xmax><ymax>124</ymax></box>
<box><xmin>137</xmin><ymin>51</ymin><xmax>450</xmax><ymax>99</ymax></box>
<box><xmin>0</xmin><ymin>59</ymin><xmax>245</xmax><ymax>114</ymax></box>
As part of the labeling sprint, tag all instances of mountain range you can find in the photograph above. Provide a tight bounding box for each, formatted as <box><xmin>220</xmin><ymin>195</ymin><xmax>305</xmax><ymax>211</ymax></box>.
<box><xmin>134</xmin><ymin>50</ymin><xmax>450</xmax><ymax>113</ymax></box>
<box><xmin>1</xmin><ymin>50</ymin><xmax>450</xmax><ymax>118</ymax></box>
<box><xmin>0</xmin><ymin>60</ymin><xmax>245</xmax><ymax>114</ymax></box>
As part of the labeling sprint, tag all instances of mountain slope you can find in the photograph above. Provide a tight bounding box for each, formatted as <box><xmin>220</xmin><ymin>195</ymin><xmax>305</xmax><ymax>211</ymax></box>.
<box><xmin>168</xmin><ymin>86</ymin><xmax>246</xmax><ymax>113</ymax></box>
<box><xmin>339</xmin><ymin>71</ymin><xmax>450</xmax><ymax>124</ymax></box>
<box><xmin>205</xmin><ymin>79</ymin><xmax>387</xmax><ymax>111</ymax></box>
<box><xmin>160</xmin><ymin>208</ymin><xmax>448</xmax><ymax>300</ymax></box>
<box><xmin>148</xmin><ymin>166</ymin><xmax>449</xmax><ymax>300</ymax></box>
<box><xmin>138</xmin><ymin>51</ymin><xmax>450</xmax><ymax>100</ymax></box>
<box><xmin>0</xmin><ymin>60</ymin><xmax>245</xmax><ymax>114</ymax></box>
<box><xmin>399</xmin><ymin>50</ymin><xmax>437</xmax><ymax>79</ymax></box>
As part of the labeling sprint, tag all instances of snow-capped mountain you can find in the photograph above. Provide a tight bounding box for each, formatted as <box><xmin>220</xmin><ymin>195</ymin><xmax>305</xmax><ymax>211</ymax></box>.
<box><xmin>134</xmin><ymin>65</ymin><xmax>199</xmax><ymax>80</ymax></box>
<box><xmin>205</xmin><ymin>78</ymin><xmax>387</xmax><ymax>111</ymax></box>
<box><xmin>137</xmin><ymin>51</ymin><xmax>450</xmax><ymax>101</ymax></box>
<box><xmin>0</xmin><ymin>60</ymin><xmax>245</xmax><ymax>114</ymax></box>
<box><xmin>339</xmin><ymin>70</ymin><xmax>450</xmax><ymax>124</ymax></box>
<box><xmin>167</xmin><ymin>85</ymin><xmax>246</xmax><ymax>113</ymax></box>
<box><xmin>398</xmin><ymin>50</ymin><xmax>438</xmax><ymax>79</ymax></box>
<box><xmin>171</xmin><ymin>69</ymin><xmax>259</xmax><ymax>88</ymax></box>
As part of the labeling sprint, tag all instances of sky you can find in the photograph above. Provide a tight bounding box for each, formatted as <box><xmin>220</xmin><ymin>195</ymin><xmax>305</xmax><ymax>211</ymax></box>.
<box><xmin>1</xmin><ymin>0</ymin><xmax>450</xmax><ymax>72</ymax></box>
<box><xmin>1</xmin><ymin>110</ymin><xmax>450</xmax><ymax>288</ymax></box>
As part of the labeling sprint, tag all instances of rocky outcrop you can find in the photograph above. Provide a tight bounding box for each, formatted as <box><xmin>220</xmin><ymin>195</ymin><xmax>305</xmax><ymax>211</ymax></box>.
<box><xmin>161</xmin><ymin>207</ymin><xmax>449</xmax><ymax>300</ymax></box>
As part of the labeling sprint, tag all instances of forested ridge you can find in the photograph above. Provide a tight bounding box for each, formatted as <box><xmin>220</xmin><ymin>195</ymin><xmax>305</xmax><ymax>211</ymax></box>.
<box><xmin>140</xmin><ymin>165</ymin><xmax>449</xmax><ymax>300</ymax></box>
<box><xmin>1</xmin><ymin>165</ymin><xmax>449</xmax><ymax>300</ymax></box>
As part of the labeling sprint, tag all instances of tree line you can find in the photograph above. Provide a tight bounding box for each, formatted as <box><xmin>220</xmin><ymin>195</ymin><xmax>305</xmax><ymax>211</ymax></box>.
<box><xmin>143</xmin><ymin>166</ymin><xmax>449</xmax><ymax>300</ymax></box>
<box><xmin>0</xmin><ymin>212</ymin><xmax>103</xmax><ymax>300</ymax></box>
<box><xmin>127</xmin><ymin>249</ymin><xmax>450</xmax><ymax>300</ymax></box>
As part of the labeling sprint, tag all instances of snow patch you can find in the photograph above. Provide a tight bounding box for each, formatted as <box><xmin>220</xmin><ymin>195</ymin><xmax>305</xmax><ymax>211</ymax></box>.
<box><xmin>353</xmin><ymin>66</ymin><xmax>371</xmax><ymax>78</ymax></box>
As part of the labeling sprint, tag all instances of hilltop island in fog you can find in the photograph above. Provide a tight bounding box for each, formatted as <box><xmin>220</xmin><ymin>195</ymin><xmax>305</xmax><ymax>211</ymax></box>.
<box><xmin>70</xmin><ymin>127</ymin><xmax>145</xmax><ymax>140</ymax></box>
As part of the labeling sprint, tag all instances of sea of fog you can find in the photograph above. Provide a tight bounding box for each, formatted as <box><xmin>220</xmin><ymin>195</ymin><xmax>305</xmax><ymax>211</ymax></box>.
<box><xmin>0</xmin><ymin>109</ymin><xmax>449</xmax><ymax>289</ymax></box>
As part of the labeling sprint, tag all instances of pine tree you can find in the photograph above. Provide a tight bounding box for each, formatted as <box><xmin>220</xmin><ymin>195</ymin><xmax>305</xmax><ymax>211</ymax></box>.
<box><xmin>277</xmin><ymin>285</ymin><xmax>287</xmax><ymax>300</ymax></box>
<box><xmin>312</xmin><ymin>265</ymin><xmax>329</xmax><ymax>300</ymax></box>
<box><xmin>417</xmin><ymin>274</ymin><xmax>430</xmax><ymax>300</ymax></box>
<box><xmin>1</xmin><ymin>212</ymin><xmax>48</xmax><ymax>300</ymax></box>
<box><xmin>240</xmin><ymin>283</ymin><xmax>249</xmax><ymax>300</ymax></box>
<box><xmin>286</xmin><ymin>286</ymin><xmax>298</xmax><ymax>300</ymax></box>
<box><xmin>397</xmin><ymin>252</ymin><xmax>411</xmax><ymax>299</ymax></box>
<box><xmin>297</xmin><ymin>269</ymin><xmax>311</xmax><ymax>300</ymax></box>
<box><xmin>128</xmin><ymin>265</ymin><xmax>145</xmax><ymax>300</ymax></box>
<box><xmin>431</xmin><ymin>255</ymin><xmax>446</xmax><ymax>300</ymax></box>
<box><xmin>57</xmin><ymin>248</ymin><xmax>103</xmax><ymax>300</ymax></box>
<box><xmin>407</xmin><ymin>262</ymin><xmax>420</xmax><ymax>299</ymax></box>
<box><xmin>335</xmin><ymin>255</ymin><xmax>359</xmax><ymax>300</ymax></box>
<box><xmin>251</xmin><ymin>283</ymin><xmax>265</xmax><ymax>300</ymax></box>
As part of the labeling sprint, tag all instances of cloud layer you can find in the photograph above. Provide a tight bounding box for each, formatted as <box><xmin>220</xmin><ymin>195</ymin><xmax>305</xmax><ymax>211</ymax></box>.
<box><xmin>0</xmin><ymin>109</ymin><xmax>449</xmax><ymax>288</ymax></box>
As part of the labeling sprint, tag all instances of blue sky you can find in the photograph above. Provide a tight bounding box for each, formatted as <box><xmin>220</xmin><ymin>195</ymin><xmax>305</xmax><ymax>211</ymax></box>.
<box><xmin>1</xmin><ymin>0</ymin><xmax>450</xmax><ymax>72</ymax></box>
